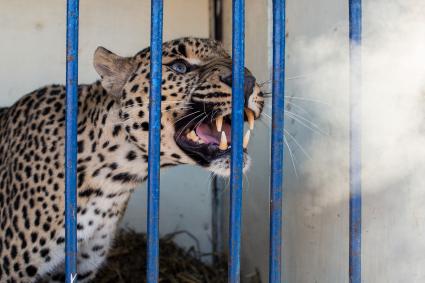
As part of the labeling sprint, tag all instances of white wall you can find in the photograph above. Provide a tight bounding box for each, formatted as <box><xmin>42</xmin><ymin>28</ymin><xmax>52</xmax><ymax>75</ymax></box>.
<box><xmin>220</xmin><ymin>0</ymin><xmax>425</xmax><ymax>283</ymax></box>
<box><xmin>0</xmin><ymin>0</ymin><xmax>214</xmax><ymax>255</ymax></box>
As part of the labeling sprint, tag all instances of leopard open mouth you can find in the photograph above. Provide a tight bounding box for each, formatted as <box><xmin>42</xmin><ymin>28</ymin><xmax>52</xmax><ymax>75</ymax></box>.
<box><xmin>174</xmin><ymin>108</ymin><xmax>255</xmax><ymax>166</ymax></box>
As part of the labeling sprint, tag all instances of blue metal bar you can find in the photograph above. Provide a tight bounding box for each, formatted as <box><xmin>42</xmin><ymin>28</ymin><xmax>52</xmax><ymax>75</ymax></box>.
<box><xmin>269</xmin><ymin>0</ymin><xmax>286</xmax><ymax>282</ymax></box>
<box><xmin>229</xmin><ymin>0</ymin><xmax>245</xmax><ymax>282</ymax></box>
<box><xmin>65</xmin><ymin>0</ymin><xmax>79</xmax><ymax>282</ymax></box>
<box><xmin>147</xmin><ymin>0</ymin><xmax>163</xmax><ymax>282</ymax></box>
<box><xmin>349</xmin><ymin>0</ymin><xmax>362</xmax><ymax>282</ymax></box>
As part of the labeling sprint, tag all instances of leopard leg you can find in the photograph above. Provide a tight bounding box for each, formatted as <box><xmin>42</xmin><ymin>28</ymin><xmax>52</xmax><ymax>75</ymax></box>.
<box><xmin>74</xmin><ymin>232</ymin><xmax>114</xmax><ymax>283</ymax></box>
<box><xmin>40</xmin><ymin>234</ymin><xmax>112</xmax><ymax>283</ymax></box>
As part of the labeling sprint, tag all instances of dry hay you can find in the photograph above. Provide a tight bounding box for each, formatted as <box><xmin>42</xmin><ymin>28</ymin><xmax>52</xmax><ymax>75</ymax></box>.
<box><xmin>95</xmin><ymin>229</ymin><xmax>227</xmax><ymax>283</ymax></box>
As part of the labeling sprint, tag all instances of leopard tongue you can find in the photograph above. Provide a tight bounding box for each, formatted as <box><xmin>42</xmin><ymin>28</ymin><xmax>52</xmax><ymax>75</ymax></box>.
<box><xmin>196</xmin><ymin>123</ymin><xmax>231</xmax><ymax>145</ymax></box>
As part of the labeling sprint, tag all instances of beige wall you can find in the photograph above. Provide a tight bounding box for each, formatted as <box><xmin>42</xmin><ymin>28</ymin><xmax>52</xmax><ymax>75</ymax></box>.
<box><xmin>0</xmin><ymin>0</ymin><xmax>209</xmax><ymax>104</ymax></box>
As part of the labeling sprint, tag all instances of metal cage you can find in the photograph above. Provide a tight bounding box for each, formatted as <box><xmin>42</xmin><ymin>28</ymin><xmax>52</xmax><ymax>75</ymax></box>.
<box><xmin>64</xmin><ymin>0</ymin><xmax>362</xmax><ymax>282</ymax></box>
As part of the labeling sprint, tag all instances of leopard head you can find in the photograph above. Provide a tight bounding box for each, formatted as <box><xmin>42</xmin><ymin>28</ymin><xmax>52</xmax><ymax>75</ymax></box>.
<box><xmin>94</xmin><ymin>37</ymin><xmax>264</xmax><ymax>176</ymax></box>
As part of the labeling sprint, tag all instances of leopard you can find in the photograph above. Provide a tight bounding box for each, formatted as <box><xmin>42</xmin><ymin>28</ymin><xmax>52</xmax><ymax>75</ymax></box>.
<box><xmin>0</xmin><ymin>37</ymin><xmax>264</xmax><ymax>282</ymax></box>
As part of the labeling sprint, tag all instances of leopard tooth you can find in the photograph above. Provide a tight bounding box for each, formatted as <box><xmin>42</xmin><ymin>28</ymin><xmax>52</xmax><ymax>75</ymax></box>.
<box><xmin>219</xmin><ymin>131</ymin><xmax>228</xmax><ymax>151</ymax></box>
<box><xmin>245</xmin><ymin>108</ymin><xmax>255</xmax><ymax>130</ymax></box>
<box><xmin>216</xmin><ymin>115</ymin><xmax>223</xmax><ymax>132</ymax></box>
<box><xmin>243</xmin><ymin>130</ymin><xmax>251</xmax><ymax>149</ymax></box>
<box><xmin>192</xmin><ymin>131</ymin><xmax>200</xmax><ymax>142</ymax></box>
<box><xmin>187</xmin><ymin>130</ymin><xmax>199</xmax><ymax>142</ymax></box>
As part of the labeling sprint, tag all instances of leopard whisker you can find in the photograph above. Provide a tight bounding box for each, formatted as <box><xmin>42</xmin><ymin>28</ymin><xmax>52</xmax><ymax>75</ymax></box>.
<box><xmin>210</xmin><ymin>109</ymin><xmax>219</xmax><ymax>124</ymax></box>
<box><xmin>262</xmin><ymin>95</ymin><xmax>330</xmax><ymax>105</ymax></box>
<box><xmin>258</xmin><ymin>116</ymin><xmax>309</xmax><ymax>173</ymax></box>
<box><xmin>286</xmin><ymin>101</ymin><xmax>314</xmax><ymax>119</ymax></box>
<box><xmin>265</xmin><ymin>101</ymin><xmax>316</xmax><ymax>122</ymax></box>
<box><xmin>176</xmin><ymin>112</ymin><xmax>206</xmax><ymax>141</ymax></box>
<box><xmin>172</xmin><ymin>111</ymin><xmax>201</xmax><ymax>126</ymax></box>
<box><xmin>258</xmin><ymin>74</ymin><xmax>312</xmax><ymax>87</ymax></box>
<box><xmin>284</xmin><ymin>135</ymin><xmax>299</xmax><ymax>178</ymax></box>
<box><xmin>261</xmin><ymin>112</ymin><xmax>326</xmax><ymax>136</ymax></box>
<box><xmin>193</xmin><ymin>113</ymin><xmax>209</xmax><ymax>130</ymax></box>
<box><xmin>284</xmin><ymin>110</ymin><xmax>328</xmax><ymax>135</ymax></box>
<box><xmin>284</xmin><ymin>128</ymin><xmax>312</xmax><ymax>160</ymax></box>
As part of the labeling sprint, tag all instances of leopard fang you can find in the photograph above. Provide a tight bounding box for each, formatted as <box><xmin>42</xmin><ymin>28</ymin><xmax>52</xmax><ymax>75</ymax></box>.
<box><xmin>243</xmin><ymin>130</ymin><xmax>251</xmax><ymax>149</ymax></box>
<box><xmin>219</xmin><ymin>131</ymin><xmax>228</xmax><ymax>150</ymax></box>
<box><xmin>216</xmin><ymin>115</ymin><xmax>223</xmax><ymax>132</ymax></box>
<box><xmin>245</xmin><ymin>108</ymin><xmax>255</xmax><ymax>130</ymax></box>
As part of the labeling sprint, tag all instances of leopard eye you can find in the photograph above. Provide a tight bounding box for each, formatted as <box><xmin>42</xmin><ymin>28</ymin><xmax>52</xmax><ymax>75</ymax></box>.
<box><xmin>169</xmin><ymin>60</ymin><xmax>189</xmax><ymax>74</ymax></box>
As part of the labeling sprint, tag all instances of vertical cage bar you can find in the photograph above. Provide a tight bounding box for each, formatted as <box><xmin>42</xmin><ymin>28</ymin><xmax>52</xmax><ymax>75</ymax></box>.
<box><xmin>269</xmin><ymin>0</ymin><xmax>286</xmax><ymax>282</ymax></box>
<box><xmin>349</xmin><ymin>0</ymin><xmax>362</xmax><ymax>282</ymax></box>
<box><xmin>147</xmin><ymin>0</ymin><xmax>163</xmax><ymax>282</ymax></box>
<box><xmin>229</xmin><ymin>0</ymin><xmax>245</xmax><ymax>282</ymax></box>
<box><xmin>65</xmin><ymin>0</ymin><xmax>79</xmax><ymax>282</ymax></box>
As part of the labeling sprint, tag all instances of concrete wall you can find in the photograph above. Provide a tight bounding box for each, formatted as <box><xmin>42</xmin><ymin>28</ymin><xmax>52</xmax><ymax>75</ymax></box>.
<box><xmin>0</xmin><ymin>0</ymin><xmax>214</xmax><ymax>254</ymax></box>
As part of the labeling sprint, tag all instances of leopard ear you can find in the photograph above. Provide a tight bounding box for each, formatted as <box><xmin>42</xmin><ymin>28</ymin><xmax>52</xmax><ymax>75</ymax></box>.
<box><xmin>93</xmin><ymin>47</ymin><xmax>136</xmax><ymax>97</ymax></box>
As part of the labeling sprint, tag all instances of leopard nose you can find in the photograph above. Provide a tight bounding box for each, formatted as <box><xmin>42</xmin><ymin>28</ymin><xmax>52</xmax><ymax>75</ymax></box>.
<box><xmin>220</xmin><ymin>73</ymin><xmax>256</xmax><ymax>102</ymax></box>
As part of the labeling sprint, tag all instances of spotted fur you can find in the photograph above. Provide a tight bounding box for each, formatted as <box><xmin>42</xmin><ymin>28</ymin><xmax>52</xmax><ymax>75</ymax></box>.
<box><xmin>0</xmin><ymin>37</ymin><xmax>264</xmax><ymax>282</ymax></box>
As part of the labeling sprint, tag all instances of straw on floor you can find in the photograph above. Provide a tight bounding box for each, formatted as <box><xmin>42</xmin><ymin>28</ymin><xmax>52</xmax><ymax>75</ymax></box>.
<box><xmin>94</xmin><ymin>229</ymin><xmax>227</xmax><ymax>283</ymax></box>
